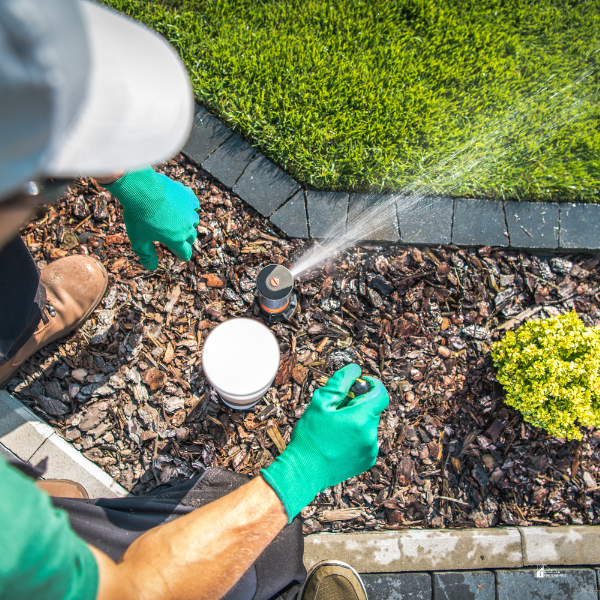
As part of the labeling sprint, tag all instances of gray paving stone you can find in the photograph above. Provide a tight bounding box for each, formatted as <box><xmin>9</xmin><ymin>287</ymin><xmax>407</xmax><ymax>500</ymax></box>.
<box><xmin>233</xmin><ymin>154</ymin><xmax>300</xmax><ymax>217</ymax></box>
<box><xmin>182</xmin><ymin>105</ymin><xmax>233</xmax><ymax>164</ymax></box>
<box><xmin>505</xmin><ymin>201</ymin><xmax>559</xmax><ymax>249</ymax></box>
<box><xmin>559</xmin><ymin>203</ymin><xmax>600</xmax><ymax>250</ymax></box>
<box><xmin>270</xmin><ymin>190</ymin><xmax>308</xmax><ymax>239</ymax></box>
<box><xmin>306</xmin><ymin>191</ymin><xmax>349</xmax><ymax>239</ymax></box>
<box><xmin>304</xmin><ymin>528</ymin><xmax>523</xmax><ymax>573</ymax></box>
<box><xmin>433</xmin><ymin>571</ymin><xmax>495</xmax><ymax>600</ymax></box>
<box><xmin>0</xmin><ymin>390</ymin><xmax>53</xmax><ymax>461</ymax></box>
<box><xmin>348</xmin><ymin>194</ymin><xmax>400</xmax><ymax>242</ymax></box>
<box><xmin>495</xmin><ymin>568</ymin><xmax>596</xmax><ymax>600</ymax></box>
<box><xmin>201</xmin><ymin>133</ymin><xmax>257</xmax><ymax>189</ymax></box>
<box><xmin>0</xmin><ymin>441</ymin><xmax>18</xmax><ymax>460</ymax></box>
<box><xmin>520</xmin><ymin>526</ymin><xmax>600</xmax><ymax>566</ymax></box>
<box><xmin>363</xmin><ymin>573</ymin><xmax>432</xmax><ymax>600</ymax></box>
<box><xmin>452</xmin><ymin>199</ymin><xmax>508</xmax><ymax>247</ymax></box>
<box><xmin>397</xmin><ymin>196</ymin><xmax>454</xmax><ymax>245</ymax></box>
<box><xmin>29</xmin><ymin>433</ymin><xmax>126</xmax><ymax>498</ymax></box>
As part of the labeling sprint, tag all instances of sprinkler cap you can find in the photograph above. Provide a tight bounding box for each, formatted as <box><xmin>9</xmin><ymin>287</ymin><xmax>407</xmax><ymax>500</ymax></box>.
<box><xmin>257</xmin><ymin>264</ymin><xmax>293</xmax><ymax>300</ymax></box>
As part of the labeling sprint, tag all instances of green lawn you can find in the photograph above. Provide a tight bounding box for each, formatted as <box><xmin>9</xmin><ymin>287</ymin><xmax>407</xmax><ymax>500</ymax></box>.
<box><xmin>104</xmin><ymin>0</ymin><xmax>600</xmax><ymax>202</ymax></box>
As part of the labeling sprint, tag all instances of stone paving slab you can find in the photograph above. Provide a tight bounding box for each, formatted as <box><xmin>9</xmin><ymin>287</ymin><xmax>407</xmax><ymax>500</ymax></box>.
<box><xmin>560</xmin><ymin>203</ymin><xmax>600</xmax><ymax>250</ymax></box>
<box><xmin>201</xmin><ymin>133</ymin><xmax>257</xmax><ymax>189</ymax></box>
<box><xmin>348</xmin><ymin>194</ymin><xmax>400</xmax><ymax>242</ymax></box>
<box><xmin>306</xmin><ymin>191</ymin><xmax>349</xmax><ymax>239</ymax></box>
<box><xmin>30</xmin><ymin>432</ymin><xmax>125</xmax><ymax>498</ymax></box>
<box><xmin>520</xmin><ymin>526</ymin><xmax>600</xmax><ymax>566</ymax></box>
<box><xmin>0</xmin><ymin>390</ymin><xmax>54</xmax><ymax>461</ymax></box>
<box><xmin>270</xmin><ymin>190</ymin><xmax>309</xmax><ymax>239</ymax></box>
<box><xmin>0</xmin><ymin>391</ymin><xmax>126</xmax><ymax>498</ymax></box>
<box><xmin>362</xmin><ymin>573</ymin><xmax>432</xmax><ymax>600</ymax></box>
<box><xmin>432</xmin><ymin>571</ymin><xmax>495</xmax><ymax>600</ymax></box>
<box><xmin>182</xmin><ymin>105</ymin><xmax>233</xmax><ymax>165</ymax></box>
<box><xmin>303</xmin><ymin>528</ymin><xmax>523</xmax><ymax>573</ymax></box>
<box><xmin>0</xmin><ymin>441</ymin><xmax>18</xmax><ymax>460</ymax></box>
<box><xmin>452</xmin><ymin>199</ymin><xmax>509</xmax><ymax>247</ymax></box>
<box><xmin>397</xmin><ymin>196</ymin><xmax>454</xmax><ymax>245</ymax></box>
<box><xmin>233</xmin><ymin>154</ymin><xmax>300</xmax><ymax>217</ymax></box>
<box><xmin>495</xmin><ymin>568</ymin><xmax>597</xmax><ymax>600</ymax></box>
<box><xmin>505</xmin><ymin>201</ymin><xmax>560</xmax><ymax>249</ymax></box>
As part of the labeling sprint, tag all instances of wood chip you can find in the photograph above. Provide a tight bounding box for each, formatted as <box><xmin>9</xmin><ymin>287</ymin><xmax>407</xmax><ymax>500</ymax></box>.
<box><xmin>267</xmin><ymin>424</ymin><xmax>287</xmax><ymax>454</ymax></box>
<box><xmin>318</xmin><ymin>509</ymin><xmax>363</xmax><ymax>522</ymax></box>
<box><xmin>13</xmin><ymin>152</ymin><xmax>600</xmax><ymax>527</ymax></box>
<box><xmin>163</xmin><ymin>342</ymin><xmax>174</xmax><ymax>364</ymax></box>
<box><xmin>164</xmin><ymin>284</ymin><xmax>181</xmax><ymax>313</ymax></box>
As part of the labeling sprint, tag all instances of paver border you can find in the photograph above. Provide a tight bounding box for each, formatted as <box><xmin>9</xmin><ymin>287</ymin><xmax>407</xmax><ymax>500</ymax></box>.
<box><xmin>303</xmin><ymin>526</ymin><xmax>600</xmax><ymax>573</ymax></box>
<box><xmin>183</xmin><ymin>102</ymin><xmax>600</xmax><ymax>252</ymax></box>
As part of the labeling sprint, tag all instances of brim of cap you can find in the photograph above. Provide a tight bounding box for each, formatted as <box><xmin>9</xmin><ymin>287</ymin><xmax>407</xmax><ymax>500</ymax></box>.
<box><xmin>45</xmin><ymin>1</ymin><xmax>194</xmax><ymax>177</ymax></box>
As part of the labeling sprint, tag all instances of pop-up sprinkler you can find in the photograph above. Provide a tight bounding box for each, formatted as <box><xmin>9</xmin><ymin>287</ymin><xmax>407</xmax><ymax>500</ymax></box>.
<box><xmin>256</xmin><ymin>264</ymin><xmax>297</xmax><ymax>323</ymax></box>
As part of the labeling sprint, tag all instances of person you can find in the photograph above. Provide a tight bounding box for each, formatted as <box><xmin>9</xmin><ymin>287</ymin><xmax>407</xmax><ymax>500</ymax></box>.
<box><xmin>0</xmin><ymin>166</ymin><xmax>201</xmax><ymax>387</ymax></box>
<box><xmin>0</xmin><ymin>2</ymin><xmax>390</xmax><ymax>600</ymax></box>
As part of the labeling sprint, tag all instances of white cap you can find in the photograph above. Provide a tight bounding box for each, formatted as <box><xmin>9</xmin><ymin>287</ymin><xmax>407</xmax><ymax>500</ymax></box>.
<box><xmin>0</xmin><ymin>0</ymin><xmax>193</xmax><ymax>199</ymax></box>
<box><xmin>202</xmin><ymin>319</ymin><xmax>280</xmax><ymax>408</ymax></box>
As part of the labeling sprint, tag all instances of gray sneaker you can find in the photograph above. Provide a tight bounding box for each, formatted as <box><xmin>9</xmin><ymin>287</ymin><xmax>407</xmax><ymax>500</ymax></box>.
<box><xmin>299</xmin><ymin>561</ymin><xmax>368</xmax><ymax>600</ymax></box>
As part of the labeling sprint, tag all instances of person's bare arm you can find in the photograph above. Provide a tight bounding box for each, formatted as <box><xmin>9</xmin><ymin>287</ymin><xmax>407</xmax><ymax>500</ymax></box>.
<box><xmin>90</xmin><ymin>475</ymin><xmax>287</xmax><ymax>600</ymax></box>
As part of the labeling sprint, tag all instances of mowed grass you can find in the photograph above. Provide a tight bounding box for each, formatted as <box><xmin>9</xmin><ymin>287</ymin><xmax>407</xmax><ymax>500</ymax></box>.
<box><xmin>104</xmin><ymin>0</ymin><xmax>600</xmax><ymax>201</ymax></box>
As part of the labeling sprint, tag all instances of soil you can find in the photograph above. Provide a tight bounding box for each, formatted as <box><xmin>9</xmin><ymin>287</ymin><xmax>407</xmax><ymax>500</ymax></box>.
<box><xmin>9</xmin><ymin>153</ymin><xmax>600</xmax><ymax>534</ymax></box>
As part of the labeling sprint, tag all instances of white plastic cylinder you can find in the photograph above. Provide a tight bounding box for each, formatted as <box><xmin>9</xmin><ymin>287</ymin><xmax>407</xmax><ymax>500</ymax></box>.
<box><xmin>201</xmin><ymin>318</ymin><xmax>280</xmax><ymax>410</ymax></box>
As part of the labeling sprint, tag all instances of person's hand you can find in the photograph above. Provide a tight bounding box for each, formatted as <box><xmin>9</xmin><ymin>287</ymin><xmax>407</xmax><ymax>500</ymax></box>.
<box><xmin>104</xmin><ymin>167</ymin><xmax>199</xmax><ymax>271</ymax></box>
<box><xmin>261</xmin><ymin>363</ymin><xmax>389</xmax><ymax>522</ymax></box>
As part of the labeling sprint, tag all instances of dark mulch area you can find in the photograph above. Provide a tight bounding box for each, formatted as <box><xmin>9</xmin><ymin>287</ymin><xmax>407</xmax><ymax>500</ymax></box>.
<box><xmin>8</xmin><ymin>154</ymin><xmax>600</xmax><ymax>533</ymax></box>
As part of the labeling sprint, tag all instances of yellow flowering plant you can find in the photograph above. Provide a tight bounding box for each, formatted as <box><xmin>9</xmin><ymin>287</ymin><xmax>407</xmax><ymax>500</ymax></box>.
<box><xmin>491</xmin><ymin>311</ymin><xmax>600</xmax><ymax>441</ymax></box>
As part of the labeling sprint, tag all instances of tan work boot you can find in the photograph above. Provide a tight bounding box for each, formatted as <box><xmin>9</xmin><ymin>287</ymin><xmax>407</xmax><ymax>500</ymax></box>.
<box><xmin>299</xmin><ymin>561</ymin><xmax>368</xmax><ymax>600</ymax></box>
<box><xmin>0</xmin><ymin>255</ymin><xmax>108</xmax><ymax>387</ymax></box>
<box><xmin>36</xmin><ymin>479</ymin><xmax>89</xmax><ymax>499</ymax></box>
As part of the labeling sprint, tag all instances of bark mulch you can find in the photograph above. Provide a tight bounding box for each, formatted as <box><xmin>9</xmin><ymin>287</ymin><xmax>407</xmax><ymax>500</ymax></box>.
<box><xmin>8</xmin><ymin>153</ymin><xmax>600</xmax><ymax>534</ymax></box>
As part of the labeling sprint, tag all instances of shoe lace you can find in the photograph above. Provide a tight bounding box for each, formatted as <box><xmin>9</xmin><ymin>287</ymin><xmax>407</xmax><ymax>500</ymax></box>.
<box><xmin>40</xmin><ymin>299</ymin><xmax>56</xmax><ymax>325</ymax></box>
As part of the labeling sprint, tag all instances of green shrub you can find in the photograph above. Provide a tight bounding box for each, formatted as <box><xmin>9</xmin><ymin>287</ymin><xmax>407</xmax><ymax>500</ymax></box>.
<box><xmin>491</xmin><ymin>311</ymin><xmax>600</xmax><ymax>441</ymax></box>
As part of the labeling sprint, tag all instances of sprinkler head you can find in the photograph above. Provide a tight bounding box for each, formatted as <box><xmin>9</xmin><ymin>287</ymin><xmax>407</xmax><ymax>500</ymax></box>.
<box><xmin>256</xmin><ymin>264</ymin><xmax>298</xmax><ymax>323</ymax></box>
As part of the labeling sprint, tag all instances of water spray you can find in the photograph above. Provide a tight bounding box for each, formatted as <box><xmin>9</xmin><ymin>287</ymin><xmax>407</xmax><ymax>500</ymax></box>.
<box><xmin>256</xmin><ymin>264</ymin><xmax>298</xmax><ymax>323</ymax></box>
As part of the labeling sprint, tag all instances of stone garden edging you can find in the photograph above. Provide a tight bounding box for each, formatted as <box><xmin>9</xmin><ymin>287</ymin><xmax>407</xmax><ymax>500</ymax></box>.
<box><xmin>183</xmin><ymin>102</ymin><xmax>600</xmax><ymax>252</ymax></box>
<box><xmin>304</xmin><ymin>525</ymin><xmax>600</xmax><ymax>572</ymax></box>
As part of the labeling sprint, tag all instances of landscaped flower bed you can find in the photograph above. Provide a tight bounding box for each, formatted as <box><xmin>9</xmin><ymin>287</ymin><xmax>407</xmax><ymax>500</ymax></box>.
<box><xmin>9</xmin><ymin>155</ymin><xmax>600</xmax><ymax>533</ymax></box>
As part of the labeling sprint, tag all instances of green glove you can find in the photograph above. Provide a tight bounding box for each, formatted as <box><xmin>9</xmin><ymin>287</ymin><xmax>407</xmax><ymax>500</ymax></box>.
<box><xmin>105</xmin><ymin>167</ymin><xmax>199</xmax><ymax>271</ymax></box>
<box><xmin>261</xmin><ymin>364</ymin><xmax>389</xmax><ymax>522</ymax></box>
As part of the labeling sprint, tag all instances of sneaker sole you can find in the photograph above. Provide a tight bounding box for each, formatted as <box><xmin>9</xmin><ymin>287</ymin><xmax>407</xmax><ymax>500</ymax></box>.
<box><xmin>298</xmin><ymin>559</ymin><xmax>368</xmax><ymax>600</ymax></box>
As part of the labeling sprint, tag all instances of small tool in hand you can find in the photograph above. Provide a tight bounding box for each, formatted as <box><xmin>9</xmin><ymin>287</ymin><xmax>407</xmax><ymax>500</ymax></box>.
<box><xmin>345</xmin><ymin>378</ymin><xmax>371</xmax><ymax>401</ymax></box>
